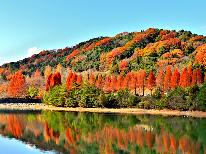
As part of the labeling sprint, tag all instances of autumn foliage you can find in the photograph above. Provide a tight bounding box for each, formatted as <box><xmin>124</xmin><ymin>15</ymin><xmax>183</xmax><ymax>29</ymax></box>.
<box><xmin>46</xmin><ymin>72</ymin><xmax>62</xmax><ymax>91</ymax></box>
<box><xmin>7</xmin><ymin>71</ymin><xmax>26</xmax><ymax>97</ymax></box>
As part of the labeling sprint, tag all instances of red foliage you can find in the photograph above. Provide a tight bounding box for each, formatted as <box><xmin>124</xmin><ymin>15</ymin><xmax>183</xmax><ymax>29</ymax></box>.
<box><xmin>89</xmin><ymin>73</ymin><xmax>96</xmax><ymax>85</ymax></box>
<box><xmin>76</xmin><ymin>74</ymin><xmax>82</xmax><ymax>85</ymax></box>
<box><xmin>156</xmin><ymin>69</ymin><xmax>164</xmax><ymax>90</ymax></box>
<box><xmin>137</xmin><ymin>70</ymin><xmax>146</xmax><ymax>96</ymax></box>
<box><xmin>195</xmin><ymin>44</ymin><xmax>206</xmax><ymax>67</ymax></box>
<box><xmin>119</xmin><ymin>60</ymin><xmax>129</xmax><ymax>71</ymax></box>
<box><xmin>164</xmin><ymin>66</ymin><xmax>172</xmax><ymax>92</ymax></box>
<box><xmin>111</xmin><ymin>75</ymin><xmax>117</xmax><ymax>92</ymax></box>
<box><xmin>95</xmin><ymin>74</ymin><xmax>103</xmax><ymax>89</ymax></box>
<box><xmin>170</xmin><ymin>68</ymin><xmax>180</xmax><ymax>89</ymax></box>
<box><xmin>179</xmin><ymin>68</ymin><xmax>190</xmax><ymax>88</ymax></box>
<box><xmin>7</xmin><ymin>71</ymin><xmax>26</xmax><ymax>97</ymax></box>
<box><xmin>147</xmin><ymin>71</ymin><xmax>156</xmax><ymax>93</ymax></box>
<box><xmin>103</xmin><ymin>76</ymin><xmax>112</xmax><ymax>92</ymax></box>
<box><xmin>116</xmin><ymin>75</ymin><xmax>123</xmax><ymax>91</ymax></box>
<box><xmin>196</xmin><ymin>68</ymin><xmax>203</xmax><ymax>85</ymax></box>
<box><xmin>7</xmin><ymin>115</ymin><xmax>23</xmax><ymax>138</ymax></box>
<box><xmin>46</xmin><ymin>72</ymin><xmax>62</xmax><ymax>91</ymax></box>
<box><xmin>66</xmin><ymin>50</ymin><xmax>79</xmax><ymax>61</ymax></box>
<box><xmin>33</xmin><ymin>69</ymin><xmax>41</xmax><ymax>77</ymax></box>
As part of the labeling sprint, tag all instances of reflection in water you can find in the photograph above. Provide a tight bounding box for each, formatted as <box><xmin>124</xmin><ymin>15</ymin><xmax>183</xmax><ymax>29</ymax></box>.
<box><xmin>0</xmin><ymin>111</ymin><xmax>206</xmax><ymax>154</ymax></box>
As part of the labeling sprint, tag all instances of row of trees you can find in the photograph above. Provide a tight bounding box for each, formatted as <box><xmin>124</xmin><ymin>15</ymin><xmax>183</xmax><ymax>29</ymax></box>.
<box><xmin>47</xmin><ymin>65</ymin><xmax>205</xmax><ymax>96</ymax></box>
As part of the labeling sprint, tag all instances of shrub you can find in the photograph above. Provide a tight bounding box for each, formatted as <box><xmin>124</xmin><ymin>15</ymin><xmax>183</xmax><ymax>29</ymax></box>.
<box><xmin>65</xmin><ymin>89</ymin><xmax>79</xmax><ymax>107</ymax></box>
<box><xmin>42</xmin><ymin>85</ymin><xmax>68</xmax><ymax>107</ymax></box>
<box><xmin>116</xmin><ymin>89</ymin><xmax>139</xmax><ymax>108</ymax></box>
<box><xmin>77</xmin><ymin>84</ymin><xmax>102</xmax><ymax>108</ymax></box>
<box><xmin>27</xmin><ymin>86</ymin><xmax>39</xmax><ymax>98</ymax></box>
<box><xmin>163</xmin><ymin>87</ymin><xmax>190</xmax><ymax>110</ymax></box>
<box><xmin>138</xmin><ymin>96</ymin><xmax>158</xmax><ymax>109</ymax></box>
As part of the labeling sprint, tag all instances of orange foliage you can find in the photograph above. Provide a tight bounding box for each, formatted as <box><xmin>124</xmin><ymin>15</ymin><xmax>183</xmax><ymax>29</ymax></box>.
<box><xmin>170</xmin><ymin>68</ymin><xmax>180</xmax><ymax>89</ymax></box>
<box><xmin>163</xmin><ymin>66</ymin><xmax>172</xmax><ymax>92</ymax></box>
<box><xmin>147</xmin><ymin>71</ymin><xmax>156</xmax><ymax>93</ymax></box>
<box><xmin>195</xmin><ymin>44</ymin><xmax>206</xmax><ymax>67</ymax></box>
<box><xmin>7</xmin><ymin>115</ymin><xmax>23</xmax><ymax>138</ymax></box>
<box><xmin>7</xmin><ymin>71</ymin><xmax>26</xmax><ymax>97</ymax></box>
<box><xmin>46</xmin><ymin>72</ymin><xmax>62</xmax><ymax>91</ymax></box>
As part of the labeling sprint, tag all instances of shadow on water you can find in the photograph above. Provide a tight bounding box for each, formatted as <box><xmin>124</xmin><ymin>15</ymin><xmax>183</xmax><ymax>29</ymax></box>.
<box><xmin>0</xmin><ymin>110</ymin><xmax>206</xmax><ymax>154</ymax></box>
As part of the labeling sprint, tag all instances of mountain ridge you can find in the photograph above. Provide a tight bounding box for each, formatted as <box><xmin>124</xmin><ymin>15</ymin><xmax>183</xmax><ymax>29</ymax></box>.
<box><xmin>0</xmin><ymin>28</ymin><xmax>206</xmax><ymax>76</ymax></box>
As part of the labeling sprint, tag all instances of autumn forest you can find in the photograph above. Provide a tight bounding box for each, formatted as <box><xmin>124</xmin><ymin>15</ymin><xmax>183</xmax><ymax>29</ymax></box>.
<box><xmin>0</xmin><ymin>28</ymin><xmax>206</xmax><ymax>110</ymax></box>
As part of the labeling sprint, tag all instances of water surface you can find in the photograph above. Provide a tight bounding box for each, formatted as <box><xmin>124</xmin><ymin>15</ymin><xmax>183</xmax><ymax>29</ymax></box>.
<box><xmin>0</xmin><ymin>111</ymin><xmax>206</xmax><ymax>154</ymax></box>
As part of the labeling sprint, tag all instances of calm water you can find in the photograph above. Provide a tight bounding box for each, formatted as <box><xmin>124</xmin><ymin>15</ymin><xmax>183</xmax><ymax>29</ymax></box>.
<box><xmin>0</xmin><ymin>111</ymin><xmax>206</xmax><ymax>154</ymax></box>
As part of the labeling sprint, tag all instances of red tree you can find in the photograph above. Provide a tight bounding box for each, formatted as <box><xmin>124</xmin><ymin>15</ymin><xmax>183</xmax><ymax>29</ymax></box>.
<box><xmin>170</xmin><ymin>68</ymin><xmax>180</xmax><ymax>89</ymax></box>
<box><xmin>95</xmin><ymin>74</ymin><xmax>103</xmax><ymax>89</ymax></box>
<box><xmin>76</xmin><ymin>74</ymin><xmax>82</xmax><ymax>85</ymax></box>
<box><xmin>7</xmin><ymin>71</ymin><xmax>27</xmax><ymax>97</ymax></box>
<box><xmin>196</xmin><ymin>68</ymin><xmax>203</xmax><ymax>84</ymax></box>
<box><xmin>147</xmin><ymin>71</ymin><xmax>156</xmax><ymax>94</ymax></box>
<box><xmin>116</xmin><ymin>75</ymin><xmax>123</xmax><ymax>91</ymax></box>
<box><xmin>46</xmin><ymin>72</ymin><xmax>62</xmax><ymax>91</ymax></box>
<box><xmin>164</xmin><ymin>66</ymin><xmax>172</xmax><ymax>92</ymax></box>
<box><xmin>103</xmin><ymin>76</ymin><xmax>112</xmax><ymax>92</ymax></box>
<box><xmin>138</xmin><ymin>70</ymin><xmax>146</xmax><ymax>96</ymax></box>
<box><xmin>111</xmin><ymin>75</ymin><xmax>117</xmax><ymax>92</ymax></box>
<box><xmin>89</xmin><ymin>73</ymin><xmax>96</xmax><ymax>85</ymax></box>
<box><xmin>179</xmin><ymin>68</ymin><xmax>190</xmax><ymax>88</ymax></box>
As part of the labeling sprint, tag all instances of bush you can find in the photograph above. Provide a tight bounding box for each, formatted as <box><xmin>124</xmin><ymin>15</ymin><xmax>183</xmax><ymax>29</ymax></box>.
<box><xmin>163</xmin><ymin>87</ymin><xmax>190</xmax><ymax>111</ymax></box>
<box><xmin>65</xmin><ymin>88</ymin><xmax>79</xmax><ymax>107</ymax></box>
<box><xmin>27</xmin><ymin>87</ymin><xmax>39</xmax><ymax>98</ymax></box>
<box><xmin>116</xmin><ymin>89</ymin><xmax>140</xmax><ymax>108</ymax></box>
<box><xmin>77</xmin><ymin>84</ymin><xmax>102</xmax><ymax>108</ymax></box>
<box><xmin>138</xmin><ymin>96</ymin><xmax>159</xmax><ymax>109</ymax></box>
<box><xmin>42</xmin><ymin>85</ymin><xmax>68</xmax><ymax>107</ymax></box>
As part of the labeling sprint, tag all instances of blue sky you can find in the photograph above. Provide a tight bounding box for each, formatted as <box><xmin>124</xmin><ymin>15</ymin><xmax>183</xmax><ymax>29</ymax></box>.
<box><xmin>0</xmin><ymin>0</ymin><xmax>206</xmax><ymax>65</ymax></box>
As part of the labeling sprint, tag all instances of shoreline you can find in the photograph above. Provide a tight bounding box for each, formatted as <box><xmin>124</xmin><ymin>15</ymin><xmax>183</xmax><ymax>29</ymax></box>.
<box><xmin>0</xmin><ymin>103</ymin><xmax>206</xmax><ymax>118</ymax></box>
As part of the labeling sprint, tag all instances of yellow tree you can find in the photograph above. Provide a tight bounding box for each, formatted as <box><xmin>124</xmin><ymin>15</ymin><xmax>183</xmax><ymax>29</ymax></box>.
<box><xmin>44</xmin><ymin>65</ymin><xmax>52</xmax><ymax>79</ymax></box>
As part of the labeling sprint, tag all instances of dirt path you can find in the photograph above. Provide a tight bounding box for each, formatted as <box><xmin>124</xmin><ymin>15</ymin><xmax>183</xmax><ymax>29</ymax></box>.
<box><xmin>0</xmin><ymin>103</ymin><xmax>206</xmax><ymax>118</ymax></box>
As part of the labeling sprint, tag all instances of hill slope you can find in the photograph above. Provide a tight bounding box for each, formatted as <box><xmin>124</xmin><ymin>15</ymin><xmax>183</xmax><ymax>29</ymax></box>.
<box><xmin>0</xmin><ymin>28</ymin><xmax>206</xmax><ymax>76</ymax></box>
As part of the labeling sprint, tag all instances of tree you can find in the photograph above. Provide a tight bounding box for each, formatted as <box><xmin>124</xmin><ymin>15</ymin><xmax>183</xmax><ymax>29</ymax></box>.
<box><xmin>76</xmin><ymin>74</ymin><xmax>82</xmax><ymax>85</ymax></box>
<box><xmin>164</xmin><ymin>66</ymin><xmax>172</xmax><ymax>92</ymax></box>
<box><xmin>116</xmin><ymin>75</ymin><xmax>123</xmax><ymax>91</ymax></box>
<box><xmin>44</xmin><ymin>65</ymin><xmax>52</xmax><ymax>79</ymax></box>
<box><xmin>46</xmin><ymin>72</ymin><xmax>62</xmax><ymax>91</ymax></box>
<box><xmin>147</xmin><ymin>71</ymin><xmax>156</xmax><ymax>94</ymax></box>
<box><xmin>56</xmin><ymin>64</ymin><xmax>62</xmax><ymax>74</ymax></box>
<box><xmin>33</xmin><ymin>69</ymin><xmax>41</xmax><ymax>77</ymax></box>
<box><xmin>7</xmin><ymin>71</ymin><xmax>27</xmax><ymax>97</ymax></box>
<box><xmin>95</xmin><ymin>74</ymin><xmax>103</xmax><ymax>89</ymax></box>
<box><xmin>138</xmin><ymin>70</ymin><xmax>146</xmax><ymax>96</ymax></box>
<box><xmin>111</xmin><ymin>75</ymin><xmax>117</xmax><ymax>92</ymax></box>
<box><xmin>179</xmin><ymin>68</ymin><xmax>190</xmax><ymax>88</ymax></box>
<box><xmin>156</xmin><ymin>69</ymin><xmax>164</xmax><ymax>91</ymax></box>
<box><xmin>89</xmin><ymin>73</ymin><xmax>96</xmax><ymax>85</ymax></box>
<box><xmin>196</xmin><ymin>68</ymin><xmax>203</xmax><ymax>85</ymax></box>
<box><xmin>170</xmin><ymin>68</ymin><xmax>180</xmax><ymax>89</ymax></box>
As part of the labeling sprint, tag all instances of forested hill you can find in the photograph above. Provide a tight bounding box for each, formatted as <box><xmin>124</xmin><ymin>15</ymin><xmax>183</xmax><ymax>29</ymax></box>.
<box><xmin>1</xmin><ymin>28</ymin><xmax>206</xmax><ymax>76</ymax></box>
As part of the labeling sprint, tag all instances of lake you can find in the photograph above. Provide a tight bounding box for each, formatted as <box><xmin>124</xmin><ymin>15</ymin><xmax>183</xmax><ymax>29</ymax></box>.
<box><xmin>0</xmin><ymin>111</ymin><xmax>206</xmax><ymax>154</ymax></box>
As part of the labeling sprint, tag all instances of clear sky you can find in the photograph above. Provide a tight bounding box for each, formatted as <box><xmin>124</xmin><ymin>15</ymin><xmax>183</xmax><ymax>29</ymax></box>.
<box><xmin>0</xmin><ymin>0</ymin><xmax>206</xmax><ymax>65</ymax></box>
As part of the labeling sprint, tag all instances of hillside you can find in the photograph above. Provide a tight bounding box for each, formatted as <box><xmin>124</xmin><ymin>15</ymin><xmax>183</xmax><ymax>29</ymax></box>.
<box><xmin>1</xmin><ymin>28</ymin><xmax>206</xmax><ymax>76</ymax></box>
